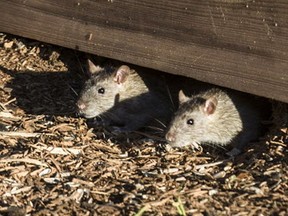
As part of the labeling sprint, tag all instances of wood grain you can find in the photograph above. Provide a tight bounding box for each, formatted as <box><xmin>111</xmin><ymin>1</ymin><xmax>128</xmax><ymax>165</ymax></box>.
<box><xmin>0</xmin><ymin>0</ymin><xmax>287</xmax><ymax>102</ymax></box>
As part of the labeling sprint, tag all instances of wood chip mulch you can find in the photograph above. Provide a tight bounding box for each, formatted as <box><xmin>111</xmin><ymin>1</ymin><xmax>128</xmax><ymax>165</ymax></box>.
<box><xmin>0</xmin><ymin>33</ymin><xmax>287</xmax><ymax>216</ymax></box>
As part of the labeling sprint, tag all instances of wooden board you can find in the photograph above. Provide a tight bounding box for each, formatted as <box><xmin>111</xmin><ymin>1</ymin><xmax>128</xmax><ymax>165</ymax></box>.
<box><xmin>0</xmin><ymin>0</ymin><xmax>288</xmax><ymax>102</ymax></box>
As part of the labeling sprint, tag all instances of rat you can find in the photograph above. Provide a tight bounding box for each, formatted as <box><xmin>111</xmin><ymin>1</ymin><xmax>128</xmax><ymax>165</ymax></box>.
<box><xmin>165</xmin><ymin>88</ymin><xmax>268</xmax><ymax>155</ymax></box>
<box><xmin>77</xmin><ymin>59</ymin><xmax>173</xmax><ymax>133</ymax></box>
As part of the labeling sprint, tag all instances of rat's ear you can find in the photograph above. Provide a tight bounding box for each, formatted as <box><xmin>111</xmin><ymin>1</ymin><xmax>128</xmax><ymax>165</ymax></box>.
<box><xmin>178</xmin><ymin>90</ymin><xmax>189</xmax><ymax>104</ymax></box>
<box><xmin>114</xmin><ymin>65</ymin><xmax>131</xmax><ymax>84</ymax></box>
<box><xmin>87</xmin><ymin>59</ymin><xmax>103</xmax><ymax>76</ymax></box>
<box><xmin>203</xmin><ymin>97</ymin><xmax>218</xmax><ymax>115</ymax></box>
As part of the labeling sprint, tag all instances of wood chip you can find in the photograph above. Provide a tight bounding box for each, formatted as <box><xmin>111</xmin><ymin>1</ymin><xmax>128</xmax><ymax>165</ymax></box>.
<box><xmin>0</xmin><ymin>131</ymin><xmax>41</xmax><ymax>138</ymax></box>
<box><xmin>0</xmin><ymin>158</ymin><xmax>48</xmax><ymax>167</ymax></box>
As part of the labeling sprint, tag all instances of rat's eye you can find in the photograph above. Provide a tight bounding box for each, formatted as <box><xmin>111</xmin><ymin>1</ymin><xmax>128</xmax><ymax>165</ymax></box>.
<box><xmin>187</xmin><ymin>119</ymin><xmax>194</xmax><ymax>125</ymax></box>
<box><xmin>98</xmin><ymin>88</ymin><xmax>105</xmax><ymax>94</ymax></box>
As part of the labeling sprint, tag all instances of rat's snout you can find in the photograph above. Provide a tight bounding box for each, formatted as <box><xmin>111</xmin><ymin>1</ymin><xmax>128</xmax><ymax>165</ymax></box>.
<box><xmin>77</xmin><ymin>102</ymin><xmax>86</xmax><ymax>110</ymax></box>
<box><xmin>166</xmin><ymin>131</ymin><xmax>176</xmax><ymax>142</ymax></box>
<box><xmin>76</xmin><ymin>101</ymin><xmax>87</xmax><ymax>116</ymax></box>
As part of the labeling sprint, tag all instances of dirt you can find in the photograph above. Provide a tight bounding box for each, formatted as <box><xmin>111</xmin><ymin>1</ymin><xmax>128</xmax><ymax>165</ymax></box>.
<box><xmin>0</xmin><ymin>33</ymin><xmax>287</xmax><ymax>216</ymax></box>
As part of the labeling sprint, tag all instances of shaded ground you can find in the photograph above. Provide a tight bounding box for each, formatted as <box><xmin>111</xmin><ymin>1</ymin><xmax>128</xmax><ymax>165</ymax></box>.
<box><xmin>0</xmin><ymin>33</ymin><xmax>287</xmax><ymax>216</ymax></box>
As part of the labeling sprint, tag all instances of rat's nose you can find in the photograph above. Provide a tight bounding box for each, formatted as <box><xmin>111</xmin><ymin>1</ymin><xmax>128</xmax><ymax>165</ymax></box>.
<box><xmin>77</xmin><ymin>102</ymin><xmax>86</xmax><ymax>111</ymax></box>
<box><xmin>166</xmin><ymin>131</ymin><xmax>175</xmax><ymax>142</ymax></box>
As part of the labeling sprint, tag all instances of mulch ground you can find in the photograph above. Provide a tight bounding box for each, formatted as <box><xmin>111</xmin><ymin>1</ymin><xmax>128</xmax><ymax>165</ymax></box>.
<box><xmin>0</xmin><ymin>33</ymin><xmax>287</xmax><ymax>216</ymax></box>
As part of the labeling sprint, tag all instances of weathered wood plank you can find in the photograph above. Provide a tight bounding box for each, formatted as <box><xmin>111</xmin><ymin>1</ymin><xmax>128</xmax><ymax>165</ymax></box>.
<box><xmin>0</xmin><ymin>0</ymin><xmax>287</xmax><ymax>102</ymax></box>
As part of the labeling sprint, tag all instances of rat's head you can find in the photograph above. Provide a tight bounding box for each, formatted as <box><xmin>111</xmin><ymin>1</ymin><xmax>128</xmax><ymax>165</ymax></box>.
<box><xmin>165</xmin><ymin>90</ymin><xmax>218</xmax><ymax>149</ymax></box>
<box><xmin>77</xmin><ymin>59</ymin><xmax>133</xmax><ymax>119</ymax></box>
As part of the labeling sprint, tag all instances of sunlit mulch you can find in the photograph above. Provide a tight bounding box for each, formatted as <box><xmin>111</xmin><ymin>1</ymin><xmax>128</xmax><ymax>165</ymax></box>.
<box><xmin>0</xmin><ymin>33</ymin><xmax>287</xmax><ymax>216</ymax></box>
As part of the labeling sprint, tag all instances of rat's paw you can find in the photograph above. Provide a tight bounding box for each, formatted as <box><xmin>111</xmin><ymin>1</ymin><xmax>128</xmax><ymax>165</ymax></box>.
<box><xmin>88</xmin><ymin>116</ymin><xmax>110</xmax><ymax>127</ymax></box>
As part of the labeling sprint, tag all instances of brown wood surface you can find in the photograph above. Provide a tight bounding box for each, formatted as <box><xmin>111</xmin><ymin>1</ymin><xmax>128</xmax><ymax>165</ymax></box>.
<box><xmin>0</xmin><ymin>0</ymin><xmax>287</xmax><ymax>102</ymax></box>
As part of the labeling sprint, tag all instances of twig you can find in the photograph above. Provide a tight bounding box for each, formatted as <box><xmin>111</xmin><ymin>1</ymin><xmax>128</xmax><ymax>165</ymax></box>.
<box><xmin>0</xmin><ymin>131</ymin><xmax>42</xmax><ymax>138</ymax></box>
<box><xmin>194</xmin><ymin>159</ymin><xmax>230</xmax><ymax>170</ymax></box>
<box><xmin>4</xmin><ymin>98</ymin><xmax>16</xmax><ymax>106</ymax></box>
<box><xmin>10</xmin><ymin>186</ymin><xmax>33</xmax><ymax>195</ymax></box>
<box><xmin>0</xmin><ymin>111</ymin><xmax>21</xmax><ymax>120</ymax></box>
<box><xmin>270</xmin><ymin>140</ymin><xmax>287</xmax><ymax>147</ymax></box>
<box><xmin>30</xmin><ymin>144</ymin><xmax>82</xmax><ymax>155</ymax></box>
<box><xmin>0</xmin><ymin>158</ymin><xmax>48</xmax><ymax>167</ymax></box>
<box><xmin>0</xmin><ymin>102</ymin><xmax>7</xmax><ymax>110</ymax></box>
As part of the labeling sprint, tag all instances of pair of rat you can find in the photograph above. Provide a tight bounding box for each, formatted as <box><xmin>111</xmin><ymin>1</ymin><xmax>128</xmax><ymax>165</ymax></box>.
<box><xmin>77</xmin><ymin>60</ymin><xmax>267</xmax><ymax>155</ymax></box>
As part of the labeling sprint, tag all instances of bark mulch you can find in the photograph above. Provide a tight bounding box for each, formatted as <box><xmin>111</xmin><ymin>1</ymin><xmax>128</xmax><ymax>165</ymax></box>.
<box><xmin>0</xmin><ymin>33</ymin><xmax>287</xmax><ymax>216</ymax></box>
